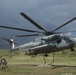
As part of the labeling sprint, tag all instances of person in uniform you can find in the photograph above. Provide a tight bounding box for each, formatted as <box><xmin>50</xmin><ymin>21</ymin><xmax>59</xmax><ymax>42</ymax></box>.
<box><xmin>0</xmin><ymin>58</ymin><xmax>7</xmax><ymax>71</ymax></box>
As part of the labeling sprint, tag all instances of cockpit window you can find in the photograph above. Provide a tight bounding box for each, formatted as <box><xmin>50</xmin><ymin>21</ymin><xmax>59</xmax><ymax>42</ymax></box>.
<box><xmin>57</xmin><ymin>39</ymin><xmax>61</xmax><ymax>44</ymax></box>
<box><xmin>67</xmin><ymin>37</ymin><xmax>72</xmax><ymax>42</ymax></box>
<box><xmin>63</xmin><ymin>37</ymin><xmax>67</xmax><ymax>40</ymax></box>
<box><xmin>63</xmin><ymin>36</ymin><xmax>72</xmax><ymax>42</ymax></box>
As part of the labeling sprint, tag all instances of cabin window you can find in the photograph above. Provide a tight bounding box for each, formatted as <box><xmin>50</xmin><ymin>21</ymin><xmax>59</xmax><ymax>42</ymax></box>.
<box><xmin>57</xmin><ymin>39</ymin><xmax>61</xmax><ymax>44</ymax></box>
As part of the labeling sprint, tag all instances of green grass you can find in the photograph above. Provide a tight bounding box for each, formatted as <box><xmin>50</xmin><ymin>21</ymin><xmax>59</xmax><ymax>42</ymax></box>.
<box><xmin>0</xmin><ymin>49</ymin><xmax>76</xmax><ymax>75</ymax></box>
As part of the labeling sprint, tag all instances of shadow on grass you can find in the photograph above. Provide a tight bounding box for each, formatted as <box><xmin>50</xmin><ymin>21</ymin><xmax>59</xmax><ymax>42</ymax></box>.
<box><xmin>50</xmin><ymin>64</ymin><xmax>76</xmax><ymax>69</ymax></box>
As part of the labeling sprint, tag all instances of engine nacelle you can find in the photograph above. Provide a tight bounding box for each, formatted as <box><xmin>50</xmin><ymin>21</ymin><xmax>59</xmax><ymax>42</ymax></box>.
<box><xmin>41</xmin><ymin>34</ymin><xmax>61</xmax><ymax>41</ymax></box>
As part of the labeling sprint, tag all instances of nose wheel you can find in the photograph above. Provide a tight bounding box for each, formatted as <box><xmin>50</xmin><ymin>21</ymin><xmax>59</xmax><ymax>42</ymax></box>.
<box><xmin>71</xmin><ymin>48</ymin><xmax>75</xmax><ymax>51</ymax></box>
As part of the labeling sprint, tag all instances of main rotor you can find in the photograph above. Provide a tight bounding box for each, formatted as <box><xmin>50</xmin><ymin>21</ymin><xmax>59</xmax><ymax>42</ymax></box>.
<box><xmin>0</xmin><ymin>12</ymin><xmax>76</xmax><ymax>37</ymax></box>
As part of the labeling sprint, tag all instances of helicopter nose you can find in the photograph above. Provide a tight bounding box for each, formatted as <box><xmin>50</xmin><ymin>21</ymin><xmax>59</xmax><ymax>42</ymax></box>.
<box><xmin>74</xmin><ymin>41</ymin><xmax>76</xmax><ymax>47</ymax></box>
<box><xmin>73</xmin><ymin>38</ymin><xmax>76</xmax><ymax>46</ymax></box>
<box><xmin>70</xmin><ymin>41</ymin><xmax>76</xmax><ymax>47</ymax></box>
<box><xmin>72</xmin><ymin>38</ymin><xmax>76</xmax><ymax>47</ymax></box>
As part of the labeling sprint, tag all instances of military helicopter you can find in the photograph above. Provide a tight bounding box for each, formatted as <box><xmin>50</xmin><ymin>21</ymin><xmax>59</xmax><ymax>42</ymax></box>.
<box><xmin>0</xmin><ymin>12</ymin><xmax>76</xmax><ymax>64</ymax></box>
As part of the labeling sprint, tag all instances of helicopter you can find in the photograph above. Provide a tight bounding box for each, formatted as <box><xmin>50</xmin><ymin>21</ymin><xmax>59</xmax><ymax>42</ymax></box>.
<box><xmin>0</xmin><ymin>12</ymin><xmax>76</xmax><ymax>64</ymax></box>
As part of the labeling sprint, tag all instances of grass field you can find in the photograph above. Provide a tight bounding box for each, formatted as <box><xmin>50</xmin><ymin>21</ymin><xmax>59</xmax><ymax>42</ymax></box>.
<box><xmin>0</xmin><ymin>49</ymin><xmax>76</xmax><ymax>75</ymax></box>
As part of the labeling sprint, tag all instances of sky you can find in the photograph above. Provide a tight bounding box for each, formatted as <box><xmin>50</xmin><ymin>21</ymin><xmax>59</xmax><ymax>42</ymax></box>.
<box><xmin>0</xmin><ymin>0</ymin><xmax>76</xmax><ymax>45</ymax></box>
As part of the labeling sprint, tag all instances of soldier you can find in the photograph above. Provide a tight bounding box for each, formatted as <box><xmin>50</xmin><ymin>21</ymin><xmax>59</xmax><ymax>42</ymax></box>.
<box><xmin>0</xmin><ymin>58</ymin><xmax>7</xmax><ymax>71</ymax></box>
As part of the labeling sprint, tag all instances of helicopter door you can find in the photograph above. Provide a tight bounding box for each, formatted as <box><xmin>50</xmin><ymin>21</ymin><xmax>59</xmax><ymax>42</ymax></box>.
<box><xmin>57</xmin><ymin>39</ymin><xmax>62</xmax><ymax>44</ymax></box>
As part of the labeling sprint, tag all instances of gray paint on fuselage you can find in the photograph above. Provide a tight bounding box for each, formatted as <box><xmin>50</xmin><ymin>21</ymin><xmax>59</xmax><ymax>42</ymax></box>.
<box><xmin>14</xmin><ymin>34</ymin><xmax>75</xmax><ymax>52</ymax></box>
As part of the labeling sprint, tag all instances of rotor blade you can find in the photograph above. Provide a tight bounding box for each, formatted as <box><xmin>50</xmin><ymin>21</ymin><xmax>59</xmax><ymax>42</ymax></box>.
<box><xmin>56</xmin><ymin>30</ymin><xmax>76</xmax><ymax>33</ymax></box>
<box><xmin>52</xmin><ymin>17</ymin><xmax>76</xmax><ymax>32</ymax></box>
<box><xmin>20</xmin><ymin>12</ymin><xmax>47</xmax><ymax>32</ymax></box>
<box><xmin>16</xmin><ymin>34</ymin><xmax>39</xmax><ymax>37</ymax></box>
<box><xmin>44</xmin><ymin>30</ymin><xmax>76</xmax><ymax>36</ymax></box>
<box><xmin>1</xmin><ymin>37</ymin><xmax>12</xmax><ymax>43</ymax></box>
<box><xmin>0</xmin><ymin>26</ymin><xmax>41</xmax><ymax>33</ymax></box>
<box><xmin>1</xmin><ymin>37</ymin><xmax>18</xmax><ymax>44</ymax></box>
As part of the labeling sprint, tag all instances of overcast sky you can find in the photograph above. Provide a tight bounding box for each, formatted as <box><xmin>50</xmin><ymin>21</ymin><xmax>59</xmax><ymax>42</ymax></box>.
<box><xmin>0</xmin><ymin>0</ymin><xmax>76</xmax><ymax>45</ymax></box>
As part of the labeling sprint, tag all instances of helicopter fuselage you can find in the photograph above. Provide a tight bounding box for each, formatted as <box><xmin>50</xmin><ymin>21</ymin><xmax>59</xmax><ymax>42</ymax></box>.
<box><xmin>15</xmin><ymin>34</ymin><xmax>76</xmax><ymax>55</ymax></box>
<box><xmin>0</xmin><ymin>12</ymin><xmax>76</xmax><ymax>56</ymax></box>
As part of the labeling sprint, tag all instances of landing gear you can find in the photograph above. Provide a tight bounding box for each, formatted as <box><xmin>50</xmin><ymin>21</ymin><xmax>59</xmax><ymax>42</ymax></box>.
<box><xmin>51</xmin><ymin>51</ymin><xmax>55</xmax><ymax>64</ymax></box>
<box><xmin>43</xmin><ymin>51</ymin><xmax>55</xmax><ymax>65</ymax></box>
<box><xmin>44</xmin><ymin>53</ymin><xmax>48</xmax><ymax>57</ymax></box>
<box><xmin>70</xmin><ymin>48</ymin><xmax>75</xmax><ymax>51</ymax></box>
<box><xmin>49</xmin><ymin>50</ymin><xmax>55</xmax><ymax>65</ymax></box>
<box><xmin>43</xmin><ymin>53</ymin><xmax>48</xmax><ymax>64</ymax></box>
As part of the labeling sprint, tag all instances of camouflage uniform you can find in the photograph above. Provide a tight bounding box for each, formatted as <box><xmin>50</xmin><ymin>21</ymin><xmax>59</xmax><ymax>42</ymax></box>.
<box><xmin>0</xmin><ymin>58</ymin><xmax>7</xmax><ymax>70</ymax></box>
